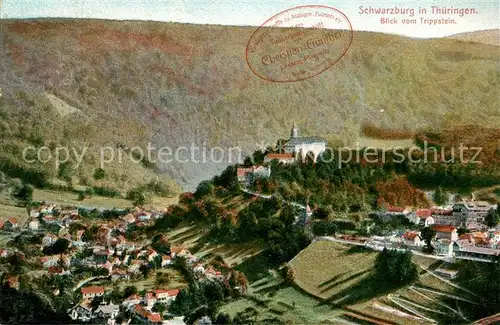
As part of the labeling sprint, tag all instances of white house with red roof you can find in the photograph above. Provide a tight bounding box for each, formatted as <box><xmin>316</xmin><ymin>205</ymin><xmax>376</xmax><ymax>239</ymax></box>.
<box><xmin>283</xmin><ymin>124</ymin><xmax>326</xmax><ymax>163</ymax></box>
<box><xmin>3</xmin><ymin>217</ymin><xmax>18</xmax><ymax>231</ymax></box>
<box><xmin>402</xmin><ymin>231</ymin><xmax>423</xmax><ymax>247</ymax></box>
<box><xmin>146</xmin><ymin>249</ymin><xmax>158</xmax><ymax>262</ymax></box>
<box><xmin>161</xmin><ymin>255</ymin><xmax>172</xmax><ymax>267</ymax></box>
<box><xmin>144</xmin><ymin>291</ymin><xmax>157</xmax><ymax>307</ymax></box>
<box><xmin>263</xmin><ymin>153</ymin><xmax>295</xmax><ymax>165</ymax></box>
<box><xmin>40</xmin><ymin>255</ymin><xmax>59</xmax><ymax>268</ymax></box>
<box><xmin>170</xmin><ymin>246</ymin><xmax>184</xmax><ymax>259</ymax></box>
<box><xmin>133</xmin><ymin>305</ymin><xmax>162</xmax><ymax>323</ymax></box>
<box><xmin>193</xmin><ymin>263</ymin><xmax>205</xmax><ymax>276</ymax></box>
<box><xmin>111</xmin><ymin>268</ymin><xmax>129</xmax><ymax>282</ymax></box>
<box><xmin>147</xmin><ymin>313</ymin><xmax>162</xmax><ymax>324</ymax></box>
<box><xmin>385</xmin><ymin>206</ymin><xmax>411</xmax><ymax>215</ymax></box>
<box><xmin>28</xmin><ymin>219</ymin><xmax>40</xmax><ymax>231</ymax></box>
<box><xmin>122</xmin><ymin>294</ymin><xmax>142</xmax><ymax>307</ymax></box>
<box><xmin>433</xmin><ymin>225</ymin><xmax>458</xmax><ymax>241</ymax></box>
<box><xmin>144</xmin><ymin>289</ymin><xmax>180</xmax><ymax>307</ymax></box>
<box><xmin>166</xmin><ymin>289</ymin><xmax>179</xmax><ymax>303</ymax></box>
<box><xmin>236</xmin><ymin>165</ymin><xmax>271</xmax><ymax>183</ymax></box>
<box><xmin>408</xmin><ymin>209</ymin><xmax>435</xmax><ymax>227</ymax></box>
<box><xmin>205</xmin><ymin>266</ymin><xmax>224</xmax><ymax>280</ymax></box>
<box><xmin>81</xmin><ymin>286</ymin><xmax>105</xmax><ymax>299</ymax></box>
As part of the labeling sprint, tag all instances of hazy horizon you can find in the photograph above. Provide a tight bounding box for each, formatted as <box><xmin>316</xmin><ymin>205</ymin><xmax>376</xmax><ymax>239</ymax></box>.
<box><xmin>1</xmin><ymin>0</ymin><xmax>498</xmax><ymax>38</ymax></box>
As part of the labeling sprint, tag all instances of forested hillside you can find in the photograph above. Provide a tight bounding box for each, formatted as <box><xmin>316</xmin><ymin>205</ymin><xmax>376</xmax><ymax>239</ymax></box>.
<box><xmin>0</xmin><ymin>19</ymin><xmax>498</xmax><ymax>190</ymax></box>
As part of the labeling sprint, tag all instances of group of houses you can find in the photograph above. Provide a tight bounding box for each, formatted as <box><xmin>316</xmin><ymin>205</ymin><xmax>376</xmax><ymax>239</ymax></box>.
<box><xmin>69</xmin><ymin>286</ymin><xmax>181</xmax><ymax>324</ymax></box>
<box><xmin>383</xmin><ymin>200</ymin><xmax>500</xmax><ymax>259</ymax></box>
<box><xmin>379</xmin><ymin>200</ymin><xmax>496</xmax><ymax>231</ymax></box>
<box><xmin>68</xmin><ymin>241</ymin><xmax>228</xmax><ymax>324</ymax></box>
<box><xmin>69</xmin><ymin>287</ymin><xmax>121</xmax><ymax>323</ymax></box>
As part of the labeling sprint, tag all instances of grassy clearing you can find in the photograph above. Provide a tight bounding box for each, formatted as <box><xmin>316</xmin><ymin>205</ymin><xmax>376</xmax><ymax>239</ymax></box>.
<box><xmin>289</xmin><ymin>240</ymin><xmax>377</xmax><ymax>300</ymax></box>
<box><xmin>32</xmin><ymin>188</ymin><xmax>178</xmax><ymax>209</ymax></box>
<box><xmin>0</xmin><ymin>203</ymin><xmax>27</xmax><ymax>221</ymax></box>
<box><xmin>33</xmin><ymin>189</ymin><xmax>133</xmax><ymax>209</ymax></box>
<box><xmin>151</xmin><ymin>195</ymin><xmax>179</xmax><ymax>209</ymax></box>
<box><xmin>97</xmin><ymin>268</ymin><xmax>187</xmax><ymax>292</ymax></box>
<box><xmin>220</xmin><ymin>286</ymin><xmax>341</xmax><ymax>324</ymax></box>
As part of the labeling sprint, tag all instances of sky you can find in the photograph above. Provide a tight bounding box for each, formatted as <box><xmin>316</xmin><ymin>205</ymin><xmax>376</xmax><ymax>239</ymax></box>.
<box><xmin>1</xmin><ymin>0</ymin><xmax>498</xmax><ymax>38</ymax></box>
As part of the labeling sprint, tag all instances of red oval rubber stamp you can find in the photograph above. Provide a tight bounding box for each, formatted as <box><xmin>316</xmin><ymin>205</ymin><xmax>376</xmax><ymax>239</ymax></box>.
<box><xmin>246</xmin><ymin>5</ymin><xmax>353</xmax><ymax>82</ymax></box>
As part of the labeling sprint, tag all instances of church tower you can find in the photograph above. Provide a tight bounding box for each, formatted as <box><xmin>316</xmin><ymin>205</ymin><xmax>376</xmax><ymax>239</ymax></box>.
<box><xmin>291</xmin><ymin>123</ymin><xmax>298</xmax><ymax>138</ymax></box>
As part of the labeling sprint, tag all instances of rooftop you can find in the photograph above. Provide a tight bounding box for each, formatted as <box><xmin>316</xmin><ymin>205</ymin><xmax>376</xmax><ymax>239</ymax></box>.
<box><xmin>265</xmin><ymin>153</ymin><xmax>294</xmax><ymax>159</ymax></box>
<box><xmin>286</xmin><ymin>136</ymin><xmax>325</xmax><ymax>146</ymax></box>
<box><xmin>81</xmin><ymin>286</ymin><xmax>105</xmax><ymax>294</ymax></box>
<box><xmin>95</xmin><ymin>303</ymin><xmax>119</xmax><ymax>314</ymax></box>
<box><xmin>461</xmin><ymin>246</ymin><xmax>500</xmax><ymax>256</ymax></box>
<box><xmin>433</xmin><ymin>225</ymin><xmax>456</xmax><ymax>233</ymax></box>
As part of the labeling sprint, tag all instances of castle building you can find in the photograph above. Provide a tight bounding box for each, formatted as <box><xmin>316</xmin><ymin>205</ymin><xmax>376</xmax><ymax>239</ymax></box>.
<box><xmin>283</xmin><ymin>124</ymin><xmax>326</xmax><ymax>162</ymax></box>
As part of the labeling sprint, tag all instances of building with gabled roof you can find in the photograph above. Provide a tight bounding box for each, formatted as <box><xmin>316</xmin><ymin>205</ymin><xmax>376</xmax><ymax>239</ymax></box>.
<box><xmin>81</xmin><ymin>286</ymin><xmax>104</xmax><ymax>299</ymax></box>
<box><xmin>283</xmin><ymin>123</ymin><xmax>326</xmax><ymax>163</ymax></box>
<box><xmin>263</xmin><ymin>153</ymin><xmax>295</xmax><ymax>165</ymax></box>
<box><xmin>452</xmin><ymin>201</ymin><xmax>494</xmax><ymax>229</ymax></box>
<box><xmin>432</xmin><ymin>225</ymin><xmax>458</xmax><ymax>241</ymax></box>
<box><xmin>93</xmin><ymin>302</ymin><xmax>119</xmax><ymax>320</ymax></box>
<box><xmin>3</xmin><ymin>217</ymin><xmax>18</xmax><ymax>231</ymax></box>
<box><xmin>68</xmin><ymin>299</ymin><xmax>93</xmax><ymax>321</ymax></box>
<box><xmin>402</xmin><ymin>231</ymin><xmax>423</xmax><ymax>247</ymax></box>
<box><xmin>122</xmin><ymin>293</ymin><xmax>142</xmax><ymax>307</ymax></box>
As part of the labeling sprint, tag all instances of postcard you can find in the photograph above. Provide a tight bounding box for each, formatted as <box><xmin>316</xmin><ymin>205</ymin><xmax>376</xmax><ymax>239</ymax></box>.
<box><xmin>0</xmin><ymin>1</ymin><xmax>499</xmax><ymax>324</ymax></box>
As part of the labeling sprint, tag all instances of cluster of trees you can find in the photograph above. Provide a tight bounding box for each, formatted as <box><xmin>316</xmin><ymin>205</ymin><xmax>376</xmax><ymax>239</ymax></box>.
<box><xmin>42</xmin><ymin>238</ymin><xmax>70</xmax><ymax>255</ymax></box>
<box><xmin>456</xmin><ymin>258</ymin><xmax>500</xmax><ymax>319</ymax></box>
<box><xmin>311</xmin><ymin>221</ymin><xmax>337</xmax><ymax>236</ymax></box>
<box><xmin>208</xmin><ymin>198</ymin><xmax>310</xmax><ymax>264</ymax></box>
<box><xmin>486</xmin><ymin>206</ymin><xmax>500</xmax><ymax>228</ymax></box>
<box><xmin>126</xmin><ymin>179</ymin><xmax>179</xmax><ymax>206</ymax></box>
<box><xmin>0</xmin><ymin>284</ymin><xmax>70</xmax><ymax>323</ymax></box>
<box><xmin>239</xmin><ymin>144</ymin><xmax>500</xmax><ymax>214</ymax></box>
<box><xmin>156</xmin><ymin>191</ymin><xmax>310</xmax><ymax>265</ymax></box>
<box><xmin>408</xmin><ymin>162</ymin><xmax>500</xmax><ymax>192</ymax></box>
<box><xmin>102</xmin><ymin>285</ymin><xmax>139</xmax><ymax>304</ymax></box>
<box><xmin>11</xmin><ymin>182</ymin><xmax>34</xmax><ymax>206</ymax></box>
<box><xmin>374</xmin><ymin>248</ymin><xmax>418</xmax><ymax>287</ymax></box>
<box><xmin>169</xmin><ymin>280</ymin><xmax>230</xmax><ymax>318</ymax></box>
<box><xmin>357</xmin><ymin>214</ymin><xmax>418</xmax><ymax>237</ymax></box>
<box><xmin>421</xmin><ymin>226</ymin><xmax>436</xmax><ymax>252</ymax></box>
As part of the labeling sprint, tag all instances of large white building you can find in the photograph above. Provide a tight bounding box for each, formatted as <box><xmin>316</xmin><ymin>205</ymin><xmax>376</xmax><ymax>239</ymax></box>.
<box><xmin>283</xmin><ymin>124</ymin><xmax>326</xmax><ymax>162</ymax></box>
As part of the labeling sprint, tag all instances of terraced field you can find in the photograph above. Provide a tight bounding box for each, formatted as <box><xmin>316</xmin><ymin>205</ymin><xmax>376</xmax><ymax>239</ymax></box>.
<box><xmin>289</xmin><ymin>240</ymin><xmax>377</xmax><ymax>300</ymax></box>
<box><xmin>220</xmin><ymin>280</ymin><xmax>342</xmax><ymax>324</ymax></box>
<box><xmin>165</xmin><ymin>224</ymin><xmax>262</xmax><ymax>268</ymax></box>
<box><xmin>288</xmin><ymin>240</ymin><xmax>482</xmax><ymax>324</ymax></box>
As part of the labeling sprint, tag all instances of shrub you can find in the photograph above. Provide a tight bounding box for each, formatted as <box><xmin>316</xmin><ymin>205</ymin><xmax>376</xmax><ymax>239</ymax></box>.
<box><xmin>93</xmin><ymin>168</ymin><xmax>107</xmax><ymax>180</ymax></box>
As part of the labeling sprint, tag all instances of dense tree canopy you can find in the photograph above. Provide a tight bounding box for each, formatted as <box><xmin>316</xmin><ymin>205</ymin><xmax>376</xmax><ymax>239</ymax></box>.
<box><xmin>0</xmin><ymin>285</ymin><xmax>70</xmax><ymax>324</ymax></box>
<box><xmin>456</xmin><ymin>258</ymin><xmax>500</xmax><ymax>319</ymax></box>
<box><xmin>374</xmin><ymin>248</ymin><xmax>418</xmax><ymax>287</ymax></box>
